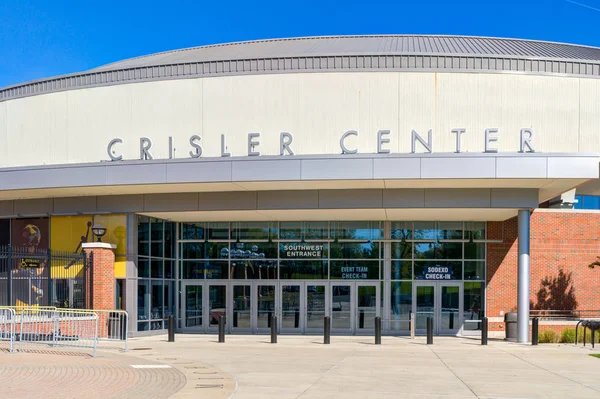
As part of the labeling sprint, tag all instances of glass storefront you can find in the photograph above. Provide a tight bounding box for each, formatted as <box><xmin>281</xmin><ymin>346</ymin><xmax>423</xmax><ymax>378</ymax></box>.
<box><xmin>136</xmin><ymin>218</ymin><xmax>486</xmax><ymax>334</ymax></box>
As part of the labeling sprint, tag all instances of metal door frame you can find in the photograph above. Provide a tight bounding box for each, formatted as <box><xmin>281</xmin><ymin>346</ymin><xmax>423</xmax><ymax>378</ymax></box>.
<box><xmin>230</xmin><ymin>282</ymin><xmax>253</xmax><ymax>333</ymax></box>
<box><xmin>304</xmin><ymin>281</ymin><xmax>329</xmax><ymax>334</ymax></box>
<box><xmin>438</xmin><ymin>282</ymin><xmax>463</xmax><ymax>336</ymax></box>
<box><xmin>255</xmin><ymin>282</ymin><xmax>277</xmax><ymax>334</ymax></box>
<box><xmin>412</xmin><ymin>281</ymin><xmax>463</xmax><ymax>336</ymax></box>
<box><xmin>279</xmin><ymin>281</ymin><xmax>304</xmax><ymax>333</ymax></box>
<box><xmin>206</xmin><ymin>281</ymin><xmax>228</xmax><ymax>333</ymax></box>
<box><xmin>330</xmin><ymin>282</ymin><xmax>353</xmax><ymax>334</ymax></box>
<box><xmin>355</xmin><ymin>281</ymin><xmax>380</xmax><ymax>334</ymax></box>
<box><xmin>181</xmin><ymin>280</ymin><xmax>206</xmax><ymax>333</ymax></box>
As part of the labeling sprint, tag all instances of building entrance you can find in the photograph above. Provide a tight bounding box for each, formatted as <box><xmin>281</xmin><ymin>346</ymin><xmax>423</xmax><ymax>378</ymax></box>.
<box><xmin>413</xmin><ymin>282</ymin><xmax>462</xmax><ymax>335</ymax></box>
<box><xmin>181</xmin><ymin>280</ymin><xmax>380</xmax><ymax>335</ymax></box>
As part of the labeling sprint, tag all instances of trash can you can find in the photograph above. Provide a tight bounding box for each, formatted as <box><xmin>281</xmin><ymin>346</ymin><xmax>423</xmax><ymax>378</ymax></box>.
<box><xmin>504</xmin><ymin>312</ymin><xmax>517</xmax><ymax>341</ymax></box>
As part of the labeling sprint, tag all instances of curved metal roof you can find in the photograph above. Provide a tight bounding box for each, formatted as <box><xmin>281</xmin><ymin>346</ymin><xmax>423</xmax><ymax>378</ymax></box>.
<box><xmin>3</xmin><ymin>35</ymin><xmax>600</xmax><ymax>103</ymax></box>
<box><xmin>92</xmin><ymin>35</ymin><xmax>600</xmax><ymax>71</ymax></box>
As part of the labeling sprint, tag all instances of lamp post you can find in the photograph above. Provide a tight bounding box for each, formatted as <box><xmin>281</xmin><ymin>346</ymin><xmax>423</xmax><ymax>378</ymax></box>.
<box><xmin>92</xmin><ymin>224</ymin><xmax>107</xmax><ymax>242</ymax></box>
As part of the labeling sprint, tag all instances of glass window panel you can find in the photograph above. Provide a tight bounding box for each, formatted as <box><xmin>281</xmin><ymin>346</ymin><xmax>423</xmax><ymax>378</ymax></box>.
<box><xmin>137</xmin><ymin>279</ymin><xmax>150</xmax><ymax>320</ymax></box>
<box><xmin>279</xmin><ymin>260</ymin><xmax>327</xmax><ymax>280</ymax></box>
<box><xmin>331</xmin><ymin>285</ymin><xmax>351</xmax><ymax>329</ymax></box>
<box><xmin>331</xmin><ymin>221</ymin><xmax>382</xmax><ymax>240</ymax></box>
<box><xmin>230</xmin><ymin>242</ymin><xmax>277</xmax><ymax>259</ymax></box>
<box><xmin>164</xmin><ymin>222</ymin><xmax>176</xmax><ymax>258</ymax></box>
<box><xmin>465</xmin><ymin>222</ymin><xmax>485</xmax><ymax>240</ymax></box>
<box><xmin>437</xmin><ymin>222</ymin><xmax>463</xmax><ymax>239</ymax></box>
<box><xmin>330</xmin><ymin>261</ymin><xmax>379</xmax><ymax>280</ymax></box>
<box><xmin>151</xmin><ymin>280</ymin><xmax>163</xmax><ymax>320</ymax></box>
<box><xmin>330</xmin><ymin>242</ymin><xmax>379</xmax><ymax>259</ymax></box>
<box><xmin>464</xmin><ymin>261</ymin><xmax>485</xmax><ymax>280</ymax></box>
<box><xmin>391</xmin><ymin>261</ymin><xmax>412</xmax><ymax>280</ymax></box>
<box><xmin>463</xmin><ymin>282</ymin><xmax>485</xmax><ymax>331</ymax></box>
<box><xmin>232</xmin><ymin>285</ymin><xmax>252</xmax><ymax>329</ymax></box>
<box><xmin>181</xmin><ymin>223</ymin><xmax>205</xmax><ymax>240</ymax></box>
<box><xmin>181</xmin><ymin>242</ymin><xmax>230</xmax><ymax>259</ymax></box>
<box><xmin>164</xmin><ymin>260</ymin><xmax>174</xmax><ymax>279</ymax></box>
<box><xmin>151</xmin><ymin>320</ymin><xmax>163</xmax><ymax>330</ymax></box>
<box><xmin>390</xmin><ymin>282</ymin><xmax>412</xmax><ymax>331</ymax></box>
<box><xmin>137</xmin><ymin>216</ymin><xmax>149</xmax><ymax>256</ymax></box>
<box><xmin>205</xmin><ymin>261</ymin><xmax>229</xmax><ymax>279</ymax></box>
<box><xmin>257</xmin><ymin>285</ymin><xmax>276</xmax><ymax>329</ymax></box>
<box><xmin>163</xmin><ymin>280</ymin><xmax>175</xmax><ymax>319</ymax></box>
<box><xmin>137</xmin><ymin>257</ymin><xmax>150</xmax><ymax>278</ymax></box>
<box><xmin>280</xmin><ymin>242</ymin><xmax>328</xmax><ymax>259</ymax></box>
<box><xmin>415</xmin><ymin>242</ymin><xmax>461</xmax><ymax>260</ymax></box>
<box><xmin>414</xmin><ymin>261</ymin><xmax>462</xmax><ymax>281</ymax></box>
<box><xmin>182</xmin><ymin>261</ymin><xmax>205</xmax><ymax>279</ymax></box>
<box><xmin>391</xmin><ymin>242</ymin><xmax>412</xmax><ymax>259</ymax></box>
<box><xmin>208</xmin><ymin>222</ymin><xmax>229</xmax><ymax>240</ymax></box>
<box><xmin>391</xmin><ymin>222</ymin><xmax>412</xmax><ymax>240</ymax></box>
<box><xmin>151</xmin><ymin>259</ymin><xmax>163</xmax><ymax>278</ymax></box>
<box><xmin>413</xmin><ymin>221</ymin><xmax>437</xmax><ymax>241</ymax></box>
<box><xmin>151</xmin><ymin>241</ymin><xmax>164</xmax><ymax>258</ymax></box>
<box><xmin>465</xmin><ymin>242</ymin><xmax>485</xmax><ymax>260</ymax></box>
<box><xmin>138</xmin><ymin>322</ymin><xmax>149</xmax><ymax>331</ymax></box>
<box><xmin>150</xmin><ymin>219</ymin><xmax>164</xmax><ymax>240</ymax></box>
<box><xmin>231</xmin><ymin>222</ymin><xmax>277</xmax><ymax>240</ymax></box>
<box><xmin>279</xmin><ymin>221</ymin><xmax>328</xmax><ymax>240</ymax></box>
<box><xmin>231</xmin><ymin>259</ymin><xmax>277</xmax><ymax>280</ymax></box>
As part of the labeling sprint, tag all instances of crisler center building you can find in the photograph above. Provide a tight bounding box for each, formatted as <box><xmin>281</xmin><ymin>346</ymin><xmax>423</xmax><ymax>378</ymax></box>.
<box><xmin>2</xmin><ymin>35</ymin><xmax>600</xmax><ymax>342</ymax></box>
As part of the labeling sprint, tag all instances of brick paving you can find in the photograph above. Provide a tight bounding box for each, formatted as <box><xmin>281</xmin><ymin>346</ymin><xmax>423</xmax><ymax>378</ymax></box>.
<box><xmin>0</xmin><ymin>347</ymin><xmax>187</xmax><ymax>399</ymax></box>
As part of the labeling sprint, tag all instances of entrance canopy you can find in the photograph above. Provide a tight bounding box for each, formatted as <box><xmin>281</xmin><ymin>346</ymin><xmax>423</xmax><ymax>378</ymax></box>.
<box><xmin>0</xmin><ymin>153</ymin><xmax>597</xmax><ymax>220</ymax></box>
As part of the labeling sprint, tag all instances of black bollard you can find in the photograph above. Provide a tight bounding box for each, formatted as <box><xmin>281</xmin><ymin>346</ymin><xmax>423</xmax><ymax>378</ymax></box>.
<box><xmin>592</xmin><ymin>326</ymin><xmax>596</xmax><ymax>349</ymax></box>
<box><xmin>531</xmin><ymin>318</ymin><xmax>538</xmax><ymax>346</ymax></box>
<box><xmin>584</xmin><ymin>324</ymin><xmax>588</xmax><ymax>347</ymax></box>
<box><xmin>271</xmin><ymin>315</ymin><xmax>278</xmax><ymax>344</ymax></box>
<box><xmin>375</xmin><ymin>316</ymin><xmax>382</xmax><ymax>345</ymax></box>
<box><xmin>324</xmin><ymin>316</ymin><xmax>331</xmax><ymax>345</ymax></box>
<box><xmin>218</xmin><ymin>316</ymin><xmax>225</xmax><ymax>343</ymax></box>
<box><xmin>481</xmin><ymin>317</ymin><xmax>488</xmax><ymax>346</ymax></box>
<box><xmin>426</xmin><ymin>316</ymin><xmax>433</xmax><ymax>345</ymax></box>
<box><xmin>359</xmin><ymin>310</ymin><xmax>365</xmax><ymax>329</ymax></box>
<box><xmin>168</xmin><ymin>315</ymin><xmax>175</xmax><ymax>342</ymax></box>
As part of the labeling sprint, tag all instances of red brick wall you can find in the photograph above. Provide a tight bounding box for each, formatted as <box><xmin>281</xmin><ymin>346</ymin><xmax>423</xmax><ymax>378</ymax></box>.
<box><xmin>487</xmin><ymin>210</ymin><xmax>600</xmax><ymax>324</ymax></box>
<box><xmin>88</xmin><ymin>248</ymin><xmax>115</xmax><ymax>311</ymax></box>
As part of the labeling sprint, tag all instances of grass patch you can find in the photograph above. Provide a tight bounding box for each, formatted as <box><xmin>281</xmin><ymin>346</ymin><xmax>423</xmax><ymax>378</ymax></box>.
<box><xmin>589</xmin><ymin>354</ymin><xmax>600</xmax><ymax>359</ymax></box>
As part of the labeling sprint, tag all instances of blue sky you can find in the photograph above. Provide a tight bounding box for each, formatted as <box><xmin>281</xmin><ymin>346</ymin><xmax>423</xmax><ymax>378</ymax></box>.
<box><xmin>1</xmin><ymin>0</ymin><xmax>599</xmax><ymax>88</ymax></box>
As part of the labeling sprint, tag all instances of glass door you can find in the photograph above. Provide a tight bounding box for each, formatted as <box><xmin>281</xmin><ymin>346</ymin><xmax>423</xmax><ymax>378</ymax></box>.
<box><xmin>331</xmin><ymin>284</ymin><xmax>352</xmax><ymax>333</ymax></box>
<box><xmin>439</xmin><ymin>283</ymin><xmax>462</xmax><ymax>335</ymax></box>
<box><xmin>231</xmin><ymin>284</ymin><xmax>252</xmax><ymax>333</ymax></box>
<box><xmin>207</xmin><ymin>284</ymin><xmax>227</xmax><ymax>332</ymax></box>
<box><xmin>280</xmin><ymin>283</ymin><xmax>302</xmax><ymax>333</ymax></box>
<box><xmin>413</xmin><ymin>283</ymin><xmax>435</xmax><ymax>335</ymax></box>
<box><xmin>356</xmin><ymin>283</ymin><xmax>379</xmax><ymax>333</ymax></box>
<box><xmin>256</xmin><ymin>284</ymin><xmax>276</xmax><ymax>333</ymax></box>
<box><xmin>305</xmin><ymin>283</ymin><xmax>327</xmax><ymax>333</ymax></box>
<box><xmin>182</xmin><ymin>283</ymin><xmax>204</xmax><ymax>332</ymax></box>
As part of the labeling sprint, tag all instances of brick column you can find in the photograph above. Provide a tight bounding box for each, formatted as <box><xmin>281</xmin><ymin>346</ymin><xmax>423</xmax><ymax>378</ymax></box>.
<box><xmin>82</xmin><ymin>243</ymin><xmax>116</xmax><ymax>310</ymax></box>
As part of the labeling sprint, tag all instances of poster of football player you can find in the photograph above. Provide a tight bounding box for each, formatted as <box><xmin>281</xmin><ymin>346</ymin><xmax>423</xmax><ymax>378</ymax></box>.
<box><xmin>11</xmin><ymin>218</ymin><xmax>49</xmax><ymax>307</ymax></box>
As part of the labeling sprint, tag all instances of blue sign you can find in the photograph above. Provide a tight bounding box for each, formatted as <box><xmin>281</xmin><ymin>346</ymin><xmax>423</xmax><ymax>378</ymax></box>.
<box><xmin>423</xmin><ymin>265</ymin><xmax>454</xmax><ymax>280</ymax></box>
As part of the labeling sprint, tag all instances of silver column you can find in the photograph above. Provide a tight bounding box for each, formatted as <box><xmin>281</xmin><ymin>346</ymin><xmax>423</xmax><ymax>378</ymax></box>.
<box><xmin>517</xmin><ymin>209</ymin><xmax>531</xmax><ymax>343</ymax></box>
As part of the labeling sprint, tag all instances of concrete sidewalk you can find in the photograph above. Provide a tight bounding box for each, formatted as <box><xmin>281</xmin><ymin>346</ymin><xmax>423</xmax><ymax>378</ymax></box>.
<box><xmin>118</xmin><ymin>334</ymin><xmax>600</xmax><ymax>399</ymax></box>
<box><xmin>3</xmin><ymin>335</ymin><xmax>600</xmax><ymax>398</ymax></box>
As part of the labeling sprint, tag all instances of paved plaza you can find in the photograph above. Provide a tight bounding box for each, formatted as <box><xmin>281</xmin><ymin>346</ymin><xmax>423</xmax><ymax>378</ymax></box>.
<box><xmin>2</xmin><ymin>335</ymin><xmax>600</xmax><ymax>398</ymax></box>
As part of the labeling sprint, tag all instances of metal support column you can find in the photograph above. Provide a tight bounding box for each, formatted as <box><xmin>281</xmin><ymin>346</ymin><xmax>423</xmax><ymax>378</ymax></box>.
<box><xmin>517</xmin><ymin>209</ymin><xmax>531</xmax><ymax>344</ymax></box>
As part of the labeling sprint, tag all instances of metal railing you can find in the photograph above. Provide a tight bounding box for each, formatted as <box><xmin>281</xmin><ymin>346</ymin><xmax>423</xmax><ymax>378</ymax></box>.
<box><xmin>529</xmin><ymin>310</ymin><xmax>600</xmax><ymax>320</ymax></box>
<box><xmin>0</xmin><ymin>306</ymin><xmax>128</xmax><ymax>353</ymax></box>
<box><xmin>0</xmin><ymin>307</ymin><xmax>98</xmax><ymax>356</ymax></box>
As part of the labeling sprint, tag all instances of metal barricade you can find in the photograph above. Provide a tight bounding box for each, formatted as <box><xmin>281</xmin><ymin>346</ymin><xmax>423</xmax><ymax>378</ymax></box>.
<box><xmin>0</xmin><ymin>308</ymin><xmax>16</xmax><ymax>352</ymax></box>
<box><xmin>17</xmin><ymin>309</ymin><xmax>98</xmax><ymax>357</ymax></box>
<box><xmin>74</xmin><ymin>309</ymin><xmax>128</xmax><ymax>350</ymax></box>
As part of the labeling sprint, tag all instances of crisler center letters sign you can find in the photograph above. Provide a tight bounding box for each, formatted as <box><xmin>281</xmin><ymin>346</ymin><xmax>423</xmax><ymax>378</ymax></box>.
<box><xmin>106</xmin><ymin>128</ymin><xmax>537</xmax><ymax>161</ymax></box>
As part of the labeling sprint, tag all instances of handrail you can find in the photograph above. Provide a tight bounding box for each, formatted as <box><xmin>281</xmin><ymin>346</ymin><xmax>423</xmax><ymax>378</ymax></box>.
<box><xmin>529</xmin><ymin>309</ymin><xmax>600</xmax><ymax>320</ymax></box>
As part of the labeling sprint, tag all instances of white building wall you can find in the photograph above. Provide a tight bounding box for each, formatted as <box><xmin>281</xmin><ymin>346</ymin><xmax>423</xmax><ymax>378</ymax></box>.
<box><xmin>0</xmin><ymin>72</ymin><xmax>599</xmax><ymax>168</ymax></box>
